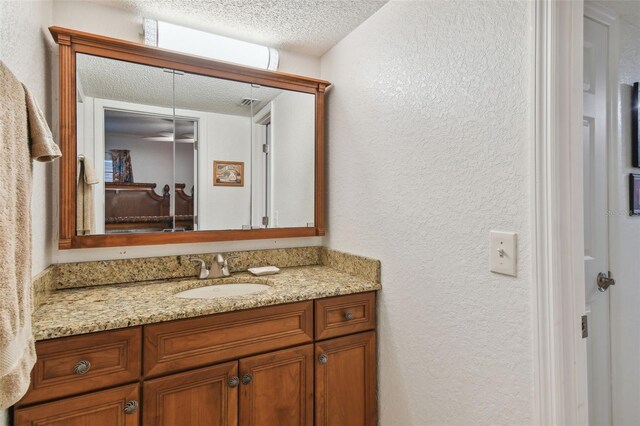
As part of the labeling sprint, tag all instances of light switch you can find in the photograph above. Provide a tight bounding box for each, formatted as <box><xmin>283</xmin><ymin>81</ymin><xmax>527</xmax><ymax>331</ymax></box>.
<box><xmin>490</xmin><ymin>231</ymin><xmax>517</xmax><ymax>276</ymax></box>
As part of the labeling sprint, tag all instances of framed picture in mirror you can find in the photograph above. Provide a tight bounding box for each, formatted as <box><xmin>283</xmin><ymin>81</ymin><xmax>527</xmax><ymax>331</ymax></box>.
<box><xmin>631</xmin><ymin>174</ymin><xmax>640</xmax><ymax>216</ymax></box>
<box><xmin>214</xmin><ymin>161</ymin><xmax>244</xmax><ymax>187</ymax></box>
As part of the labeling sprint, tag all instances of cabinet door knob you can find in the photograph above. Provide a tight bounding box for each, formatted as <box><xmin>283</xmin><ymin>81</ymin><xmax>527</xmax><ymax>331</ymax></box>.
<box><xmin>73</xmin><ymin>360</ymin><xmax>91</xmax><ymax>375</ymax></box>
<box><xmin>228</xmin><ymin>376</ymin><xmax>240</xmax><ymax>388</ymax></box>
<box><xmin>242</xmin><ymin>373</ymin><xmax>253</xmax><ymax>385</ymax></box>
<box><xmin>123</xmin><ymin>400</ymin><xmax>138</xmax><ymax>415</ymax></box>
<box><xmin>344</xmin><ymin>311</ymin><xmax>354</xmax><ymax>321</ymax></box>
<box><xmin>318</xmin><ymin>354</ymin><xmax>328</xmax><ymax>365</ymax></box>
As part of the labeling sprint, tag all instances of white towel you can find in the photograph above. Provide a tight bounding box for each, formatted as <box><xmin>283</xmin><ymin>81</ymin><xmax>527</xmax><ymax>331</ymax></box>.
<box><xmin>77</xmin><ymin>156</ymin><xmax>99</xmax><ymax>235</ymax></box>
<box><xmin>0</xmin><ymin>61</ymin><xmax>61</xmax><ymax>409</ymax></box>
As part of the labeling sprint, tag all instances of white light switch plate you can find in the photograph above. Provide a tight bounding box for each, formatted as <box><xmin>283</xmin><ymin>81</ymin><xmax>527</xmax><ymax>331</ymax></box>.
<box><xmin>490</xmin><ymin>231</ymin><xmax>517</xmax><ymax>276</ymax></box>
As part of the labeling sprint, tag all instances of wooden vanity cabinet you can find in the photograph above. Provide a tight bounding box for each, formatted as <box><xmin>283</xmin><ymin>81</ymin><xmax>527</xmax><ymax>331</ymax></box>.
<box><xmin>239</xmin><ymin>345</ymin><xmax>314</xmax><ymax>426</ymax></box>
<box><xmin>14</xmin><ymin>292</ymin><xmax>377</xmax><ymax>426</ymax></box>
<box><xmin>14</xmin><ymin>383</ymin><xmax>140</xmax><ymax>426</ymax></box>
<box><xmin>143</xmin><ymin>362</ymin><xmax>238</xmax><ymax>425</ymax></box>
<box><xmin>315</xmin><ymin>332</ymin><xmax>377</xmax><ymax>426</ymax></box>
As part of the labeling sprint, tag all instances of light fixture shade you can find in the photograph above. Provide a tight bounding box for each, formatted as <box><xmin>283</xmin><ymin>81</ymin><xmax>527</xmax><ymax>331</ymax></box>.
<box><xmin>143</xmin><ymin>18</ymin><xmax>279</xmax><ymax>71</ymax></box>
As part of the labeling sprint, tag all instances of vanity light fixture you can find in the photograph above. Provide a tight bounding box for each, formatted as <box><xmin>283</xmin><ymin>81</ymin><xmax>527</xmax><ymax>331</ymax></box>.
<box><xmin>143</xmin><ymin>18</ymin><xmax>279</xmax><ymax>71</ymax></box>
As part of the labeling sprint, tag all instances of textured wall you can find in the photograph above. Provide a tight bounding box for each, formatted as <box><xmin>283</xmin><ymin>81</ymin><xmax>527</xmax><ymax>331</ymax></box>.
<box><xmin>610</xmin><ymin>17</ymin><xmax>640</xmax><ymax>426</ymax></box>
<box><xmin>320</xmin><ymin>1</ymin><xmax>533</xmax><ymax>424</ymax></box>
<box><xmin>0</xmin><ymin>2</ymin><xmax>54</xmax><ymax>425</ymax></box>
<box><xmin>0</xmin><ymin>1</ymin><xmax>55</xmax><ymax>278</ymax></box>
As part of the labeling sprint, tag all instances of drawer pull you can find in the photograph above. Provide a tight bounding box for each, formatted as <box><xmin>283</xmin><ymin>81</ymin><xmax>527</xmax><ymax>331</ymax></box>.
<box><xmin>318</xmin><ymin>354</ymin><xmax>328</xmax><ymax>365</ymax></box>
<box><xmin>73</xmin><ymin>360</ymin><xmax>91</xmax><ymax>375</ymax></box>
<box><xmin>228</xmin><ymin>376</ymin><xmax>240</xmax><ymax>388</ymax></box>
<box><xmin>123</xmin><ymin>400</ymin><xmax>138</xmax><ymax>415</ymax></box>
<box><xmin>344</xmin><ymin>311</ymin><xmax>354</xmax><ymax>321</ymax></box>
<box><xmin>242</xmin><ymin>373</ymin><xmax>253</xmax><ymax>385</ymax></box>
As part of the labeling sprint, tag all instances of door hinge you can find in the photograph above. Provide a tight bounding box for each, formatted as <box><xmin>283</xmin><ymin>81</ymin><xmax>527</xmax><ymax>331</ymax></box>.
<box><xmin>262</xmin><ymin>143</ymin><xmax>269</xmax><ymax>154</ymax></box>
<box><xmin>262</xmin><ymin>216</ymin><xmax>269</xmax><ymax>226</ymax></box>
<box><xmin>581</xmin><ymin>315</ymin><xmax>588</xmax><ymax>339</ymax></box>
<box><xmin>194</xmin><ymin>140</ymin><xmax>198</xmax><ymax>150</ymax></box>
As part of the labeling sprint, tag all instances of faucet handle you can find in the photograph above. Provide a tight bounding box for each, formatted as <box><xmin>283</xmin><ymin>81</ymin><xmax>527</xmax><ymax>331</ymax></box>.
<box><xmin>190</xmin><ymin>258</ymin><xmax>206</xmax><ymax>267</ymax></box>
<box><xmin>190</xmin><ymin>258</ymin><xmax>210</xmax><ymax>279</ymax></box>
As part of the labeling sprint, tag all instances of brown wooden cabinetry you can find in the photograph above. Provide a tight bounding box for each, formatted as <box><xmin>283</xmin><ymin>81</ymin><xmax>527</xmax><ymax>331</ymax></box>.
<box><xmin>143</xmin><ymin>362</ymin><xmax>238</xmax><ymax>426</ymax></box>
<box><xmin>239</xmin><ymin>345</ymin><xmax>314</xmax><ymax>426</ymax></box>
<box><xmin>15</xmin><ymin>383</ymin><xmax>139</xmax><ymax>426</ymax></box>
<box><xmin>315</xmin><ymin>331</ymin><xmax>377</xmax><ymax>426</ymax></box>
<box><xmin>14</xmin><ymin>292</ymin><xmax>377</xmax><ymax>426</ymax></box>
<box><xmin>144</xmin><ymin>301</ymin><xmax>313</xmax><ymax>377</ymax></box>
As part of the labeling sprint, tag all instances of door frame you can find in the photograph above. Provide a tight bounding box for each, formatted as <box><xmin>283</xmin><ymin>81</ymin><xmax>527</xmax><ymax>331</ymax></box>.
<box><xmin>533</xmin><ymin>1</ymin><xmax>619</xmax><ymax>424</ymax></box>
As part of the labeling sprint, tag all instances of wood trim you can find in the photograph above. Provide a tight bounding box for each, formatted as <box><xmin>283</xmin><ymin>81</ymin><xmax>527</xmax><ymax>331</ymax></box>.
<box><xmin>58</xmin><ymin>35</ymin><xmax>76</xmax><ymax>249</ymax></box>
<box><xmin>315</xmin><ymin>88</ymin><xmax>326</xmax><ymax>236</ymax></box>
<box><xmin>50</xmin><ymin>26</ymin><xmax>330</xmax><ymax>249</ymax></box>
<box><xmin>49</xmin><ymin>27</ymin><xmax>330</xmax><ymax>90</ymax></box>
<box><xmin>143</xmin><ymin>301</ymin><xmax>314</xmax><ymax>377</ymax></box>
<box><xmin>70</xmin><ymin>227</ymin><xmax>318</xmax><ymax>248</ymax></box>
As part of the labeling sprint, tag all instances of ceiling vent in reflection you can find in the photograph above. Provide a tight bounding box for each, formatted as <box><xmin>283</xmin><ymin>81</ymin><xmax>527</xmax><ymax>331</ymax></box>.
<box><xmin>240</xmin><ymin>98</ymin><xmax>260</xmax><ymax>107</ymax></box>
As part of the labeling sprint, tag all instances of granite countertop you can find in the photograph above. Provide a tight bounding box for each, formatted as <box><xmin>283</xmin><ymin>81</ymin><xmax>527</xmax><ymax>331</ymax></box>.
<box><xmin>32</xmin><ymin>265</ymin><xmax>381</xmax><ymax>341</ymax></box>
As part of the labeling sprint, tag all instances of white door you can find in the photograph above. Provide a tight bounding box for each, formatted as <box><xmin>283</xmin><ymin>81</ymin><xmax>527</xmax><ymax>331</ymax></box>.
<box><xmin>583</xmin><ymin>15</ymin><xmax>612</xmax><ymax>426</ymax></box>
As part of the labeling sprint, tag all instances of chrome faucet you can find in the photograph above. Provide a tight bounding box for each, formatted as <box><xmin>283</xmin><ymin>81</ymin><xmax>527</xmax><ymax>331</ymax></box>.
<box><xmin>190</xmin><ymin>258</ymin><xmax>210</xmax><ymax>280</ymax></box>
<box><xmin>215</xmin><ymin>254</ymin><xmax>237</xmax><ymax>277</ymax></box>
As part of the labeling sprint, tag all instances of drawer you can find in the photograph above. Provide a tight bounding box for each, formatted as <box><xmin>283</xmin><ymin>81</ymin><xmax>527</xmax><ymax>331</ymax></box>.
<box><xmin>144</xmin><ymin>301</ymin><xmax>314</xmax><ymax>377</ymax></box>
<box><xmin>18</xmin><ymin>327</ymin><xmax>142</xmax><ymax>406</ymax></box>
<box><xmin>15</xmin><ymin>383</ymin><xmax>140</xmax><ymax>426</ymax></box>
<box><xmin>314</xmin><ymin>292</ymin><xmax>376</xmax><ymax>340</ymax></box>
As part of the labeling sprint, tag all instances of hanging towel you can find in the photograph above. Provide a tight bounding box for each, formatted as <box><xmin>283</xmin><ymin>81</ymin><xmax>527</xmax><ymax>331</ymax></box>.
<box><xmin>76</xmin><ymin>156</ymin><xmax>99</xmax><ymax>235</ymax></box>
<box><xmin>0</xmin><ymin>61</ymin><xmax>61</xmax><ymax>409</ymax></box>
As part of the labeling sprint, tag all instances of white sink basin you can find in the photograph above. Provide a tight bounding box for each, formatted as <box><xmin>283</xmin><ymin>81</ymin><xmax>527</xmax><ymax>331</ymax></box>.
<box><xmin>175</xmin><ymin>283</ymin><xmax>270</xmax><ymax>299</ymax></box>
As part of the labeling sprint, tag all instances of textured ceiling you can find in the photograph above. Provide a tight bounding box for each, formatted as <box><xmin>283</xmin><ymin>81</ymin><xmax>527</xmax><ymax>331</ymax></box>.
<box><xmin>105</xmin><ymin>110</ymin><xmax>196</xmax><ymax>141</ymax></box>
<box><xmin>80</xmin><ymin>0</ymin><xmax>389</xmax><ymax>56</ymax></box>
<box><xmin>592</xmin><ymin>1</ymin><xmax>640</xmax><ymax>26</ymax></box>
<box><xmin>77</xmin><ymin>53</ymin><xmax>289</xmax><ymax>116</ymax></box>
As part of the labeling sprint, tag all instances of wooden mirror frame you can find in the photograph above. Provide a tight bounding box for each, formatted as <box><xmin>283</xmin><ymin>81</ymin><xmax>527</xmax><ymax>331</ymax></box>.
<box><xmin>49</xmin><ymin>27</ymin><xmax>330</xmax><ymax>249</ymax></box>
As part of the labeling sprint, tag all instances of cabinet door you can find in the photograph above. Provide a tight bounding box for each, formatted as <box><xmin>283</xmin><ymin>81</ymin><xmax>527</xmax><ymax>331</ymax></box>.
<box><xmin>143</xmin><ymin>361</ymin><xmax>238</xmax><ymax>426</ymax></box>
<box><xmin>14</xmin><ymin>383</ymin><xmax>139</xmax><ymax>426</ymax></box>
<box><xmin>239</xmin><ymin>345</ymin><xmax>313</xmax><ymax>426</ymax></box>
<box><xmin>315</xmin><ymin>331</ymin><xmax>377</xmax><ymax>426</ymax></box>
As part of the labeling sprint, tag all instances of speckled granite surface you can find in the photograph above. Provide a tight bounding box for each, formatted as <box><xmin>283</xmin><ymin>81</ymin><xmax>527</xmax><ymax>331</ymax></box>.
<box><xmin>32</xmin><ymin>266</ymin><xmax>55</xmax><ymax>311</ymax></box>
<box><xmin>54</xmin><ymin>247</ymin><xmax>322</xmax><ymax>289</ymax></box>
<box><xmin>32</xmin><ymin>265</ymin><xmax>381</xmax><ymax>341</ymax></box>
<box><xmin>320</xmin><ymin>247</ymin><xmax>381</xmax><ymax>284</ymax></box>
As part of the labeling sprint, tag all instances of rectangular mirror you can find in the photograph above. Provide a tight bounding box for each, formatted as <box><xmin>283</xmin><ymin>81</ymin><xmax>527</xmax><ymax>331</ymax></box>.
<box><xmin>250</xmin><ymin>85</ymin><xmax>316</xmax><ymax>229</ymax></box>
<box><xmin>76</xmin><ymin>54</ymin><xmax>316</xmax><ymax>236</ymax></box>
<box><xmin>76</xmin><ymin>53</ymin><xmax>177</xmax><ymax>235</ymax></box>
<box><xmin>54</xmin><ymin>26</ymin><xmax>329</xmax><ymax>248</ymax></box>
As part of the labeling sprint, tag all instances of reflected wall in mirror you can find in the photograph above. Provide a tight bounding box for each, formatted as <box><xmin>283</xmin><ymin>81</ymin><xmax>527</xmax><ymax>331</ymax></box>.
<box><xmin>76</xmin><ymin>53</ymin><xmax>315</xmax><ymax>236</ymax></box>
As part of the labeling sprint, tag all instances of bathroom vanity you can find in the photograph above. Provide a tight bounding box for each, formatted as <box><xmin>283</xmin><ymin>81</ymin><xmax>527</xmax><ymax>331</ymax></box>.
<box><xmin>14</xmin><ymin>248</ymin><xmax>380</xmax><ymax>425</ymax></box>
<box><xmin>23</xmin><ymin>25</ymin><xmax>380</xmax><ymax>426</ymax></box>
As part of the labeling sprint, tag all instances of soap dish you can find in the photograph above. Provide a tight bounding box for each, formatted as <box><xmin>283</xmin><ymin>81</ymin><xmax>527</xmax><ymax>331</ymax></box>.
<box><xmin>248</xmin><ymin>266</ymin><xmax>280</xmax><ymax>276</ymax></box>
